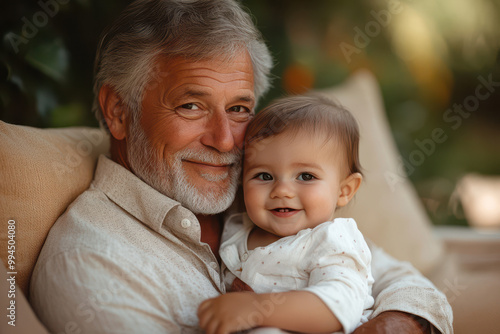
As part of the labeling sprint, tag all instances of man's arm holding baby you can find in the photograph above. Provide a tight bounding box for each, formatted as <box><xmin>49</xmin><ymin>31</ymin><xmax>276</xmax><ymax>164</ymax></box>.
<box><xmin>356</xmin><ymin>241</ymin><xmax>453</xmax><ymax>334</ymax></box>
<box><xmin>353</xmin><ymin>311</ymin><xmax>432</xmax><ymax>334</ymax></box>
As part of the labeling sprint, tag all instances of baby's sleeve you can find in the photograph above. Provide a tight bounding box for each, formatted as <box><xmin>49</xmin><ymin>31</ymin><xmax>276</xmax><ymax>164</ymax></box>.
<box><xmin>301</xmin><ymin>219</ymin><xmax>374</xmax><ymax>334</ymax></box>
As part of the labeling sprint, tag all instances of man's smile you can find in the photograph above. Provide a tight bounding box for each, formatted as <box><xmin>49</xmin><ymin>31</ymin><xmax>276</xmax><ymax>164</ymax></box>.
<box><xmin>183</xmin><ymin>159</ymin><xmax>233</xmax><ymax>172</ymax></box>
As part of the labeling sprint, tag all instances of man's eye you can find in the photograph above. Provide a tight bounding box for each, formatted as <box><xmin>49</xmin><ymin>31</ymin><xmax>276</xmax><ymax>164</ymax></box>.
<box><xmin>228</xmin><ymin>106</ymin><xmax>252</xmax><ymax>122</ymax></box>
<box><xmin>175</xmin><ymin>103</ymin><xmax>205</xmax><ymax>120</ymax></box>
<box><xmin>297</xmin><ymin>173</ymin><xmax>315</xmax><ymax>181</ymax></box>
<box><xmin>256</xmin><ymin>173</ymin><xmax>273</xmax><ymax>181</ymax></box>
<box><xmin>180</xmin><ymin>103</ymin><xmax>200</xmax><ymax>111</ymax></box>
<box><xmin>228</xmin><ymin>106</ymin><xmax>250</xmax><ymax>113</ymax></box>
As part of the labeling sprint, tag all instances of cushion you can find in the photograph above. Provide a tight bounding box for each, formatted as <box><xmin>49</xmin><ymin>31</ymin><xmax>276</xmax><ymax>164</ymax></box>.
<box><xmin>0</xmin><ymin>121</ymin><xmax>109</xmax><ymax>296</ymax></box>
<box><xmin>324</xmin><ymin>70</ymin><xmax>444</xmax><ymax>275</ymax></box>
<box><xmin>431</xmin><ymin>227</ymin><xmax>500</xmax><ymax>334</ymax></box>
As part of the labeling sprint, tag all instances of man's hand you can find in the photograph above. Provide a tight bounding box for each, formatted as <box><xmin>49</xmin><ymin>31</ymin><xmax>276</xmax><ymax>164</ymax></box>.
<box><xmin>353</xmin><ymin>311</ymin><xmax>431</xmax><ymax>334</ymax></box>
<box><xmin>198</xmin><ymin>292</ymin><xmax>263</xmax><ymax>334</ymax></box>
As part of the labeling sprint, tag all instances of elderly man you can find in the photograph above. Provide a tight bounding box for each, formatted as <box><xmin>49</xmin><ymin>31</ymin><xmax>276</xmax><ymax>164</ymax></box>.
<box><xmin>30</xmin><ymin>0</ymin><xmax>452</xmax><ymax>333</ymax></box>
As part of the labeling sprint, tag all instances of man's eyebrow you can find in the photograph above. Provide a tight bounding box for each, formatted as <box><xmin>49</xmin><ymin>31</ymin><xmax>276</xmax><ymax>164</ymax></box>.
<box><xmin>174</xmin><ymin>90</ymin><xmax>255</xmax><ymax>105</ymax></box>
<box><xmin>181</xmin><ymin>89</ymin><xmax>210</xmax><ymax>98</ymax></box>
<box><xmin>235</xmin><ymin>95</ymin><xmax>255</xmax><ymax>103</ymax></box>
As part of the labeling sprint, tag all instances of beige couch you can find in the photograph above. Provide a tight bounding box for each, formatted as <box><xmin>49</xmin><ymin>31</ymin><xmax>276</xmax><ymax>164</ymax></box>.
<box><xmin>1</xmin><ymin>70</ymin><xmax>499</xmax><ymax>333</ymax></box>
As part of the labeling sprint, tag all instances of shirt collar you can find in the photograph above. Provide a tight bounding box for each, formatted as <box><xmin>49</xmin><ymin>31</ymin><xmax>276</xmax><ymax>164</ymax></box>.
<box><xmin>92</xmin><ymin>155</ymin><xmax>197</xmax><ymax>234</ymax></box>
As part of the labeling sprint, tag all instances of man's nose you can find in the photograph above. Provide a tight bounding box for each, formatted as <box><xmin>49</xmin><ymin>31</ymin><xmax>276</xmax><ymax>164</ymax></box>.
<box><xmin>270</xmin><ymin>180</ymin><xmax>295</xmax><ymax>199</ymax></box>
<box><xmin>201</xmin><ymin>110</ymin><xmax>235</xmax><ymax>153</ymax></box>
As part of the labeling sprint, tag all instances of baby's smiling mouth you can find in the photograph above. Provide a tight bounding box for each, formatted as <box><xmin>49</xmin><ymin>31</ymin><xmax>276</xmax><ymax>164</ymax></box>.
<box><xmin>272</xmin><ymin>208</ymin><xmax>296</xmax><ymax>213</ymax></box>
<box><xmin>270</xmin><ymin>207</ymin><xmax>300</xmax><ymax>218</ymax></box>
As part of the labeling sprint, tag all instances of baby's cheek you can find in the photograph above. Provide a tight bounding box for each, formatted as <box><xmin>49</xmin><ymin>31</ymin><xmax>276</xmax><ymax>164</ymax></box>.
<box><xmin>244</xmin><ymin>187</ymin><xmax>262</xmax><ymax>217</ymax></box>
<box><xmin>303</xmin><ymin>190</ymin><xmax>336</xmax><ymax>223</ymax></box>
<box><xmin>243</xmin><ymin>186</ymin><xmax>256</xmax><ymax>208</ymax></box>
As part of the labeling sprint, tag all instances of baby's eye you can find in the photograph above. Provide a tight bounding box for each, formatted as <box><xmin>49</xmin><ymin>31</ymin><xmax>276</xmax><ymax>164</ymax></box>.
<box><xmin>297</xmin><ymin>173</ymin><xmax>315</xmax><ymax>181</ymax></box>
<box><xmin>256</xmin><ymin>173</ymin><xmax>273</xmax><ymax>181</ymax></box>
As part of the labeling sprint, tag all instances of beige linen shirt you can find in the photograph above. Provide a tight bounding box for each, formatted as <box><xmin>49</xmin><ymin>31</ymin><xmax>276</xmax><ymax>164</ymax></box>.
<box><xmin>31</xmin><ymin>155</ymin><xmax>223</xmax><ymax>333</ymax></box>
<box><xmin>30</xmin><ymin>155</ymin><xmax>453</xmax><ymax>334</ymax></box>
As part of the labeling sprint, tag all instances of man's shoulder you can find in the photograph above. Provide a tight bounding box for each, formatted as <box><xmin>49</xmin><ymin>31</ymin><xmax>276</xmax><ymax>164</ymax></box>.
<box><xmin>37</xmin><ymin>184</ymin><xmax>135</xmax><ymax>263</ymax></box>
<box><xmin>53</xmin><ymin>183</ymin><xmax>121</xmax><ymax>236</ymax></box>
<box><xmin>31</xmin><ymin>186</ymin><xmax>151</xmax><ymax>299</ymax></box>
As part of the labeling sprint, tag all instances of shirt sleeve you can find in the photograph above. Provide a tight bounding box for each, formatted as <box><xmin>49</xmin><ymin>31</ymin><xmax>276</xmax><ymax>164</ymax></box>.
<box><xmin>368</xmin><ymin>240</ymin><xmax>453</xmax><ymax>334</ymax></box>
<box><xmin>301</xmin><ymin>219</ymin><xmax>374</xmax><ymax>334</ymax></box>
<box><xmin>30</xmin><ymin>248</ymin><xmax>182</xmax><ymax>334</ymax></box>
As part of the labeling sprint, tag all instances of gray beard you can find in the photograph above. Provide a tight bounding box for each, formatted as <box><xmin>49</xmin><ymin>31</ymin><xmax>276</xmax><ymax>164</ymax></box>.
<box><xmin>127</xmin><ymin>121</ymin><xmax>241</xmax><ymax>215</ymax></box>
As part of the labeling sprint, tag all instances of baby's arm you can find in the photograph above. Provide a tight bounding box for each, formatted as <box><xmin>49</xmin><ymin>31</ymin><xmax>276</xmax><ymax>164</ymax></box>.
<box><xmin>198</xmin><ymin>290</ymin><xmax>341</xmax><ymax>334</ymax></box>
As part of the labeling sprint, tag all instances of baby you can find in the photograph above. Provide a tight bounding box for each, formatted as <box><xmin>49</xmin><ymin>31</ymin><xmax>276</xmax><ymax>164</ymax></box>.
<box><xmin>198</xmin><ymin>94</ymin><xmax>374</xmax><ymax>334</ymax></box>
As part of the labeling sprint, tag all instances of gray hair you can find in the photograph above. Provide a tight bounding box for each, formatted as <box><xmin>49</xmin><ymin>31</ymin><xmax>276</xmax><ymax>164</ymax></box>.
<box><xmin>93</xmin><ymin>0</ymin><xmax>273</xmax><ymax>130</ymax></box>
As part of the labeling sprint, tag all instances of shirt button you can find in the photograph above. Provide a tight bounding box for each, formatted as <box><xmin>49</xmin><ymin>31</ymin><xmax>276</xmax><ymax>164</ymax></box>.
<box><xmin>210</xmin><ymin>262</ymin><xmax>218</xmax><ymax>270</ymax></box>
<box><xmin>241</xmin><ymin>252</ymin><xmax>249</xmax><ymax>261</ymax></box>
<box><xmin>181</xmin><ymin>218</ymin><xmax>191</xmax><ymax>229</ymax></box>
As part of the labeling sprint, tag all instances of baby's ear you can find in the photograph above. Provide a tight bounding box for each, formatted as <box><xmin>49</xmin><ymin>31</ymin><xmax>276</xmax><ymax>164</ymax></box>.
<box><xmin>337</xmin><ymin>173</ymin><xmax>363</xmax><ymax>207</ymax></box>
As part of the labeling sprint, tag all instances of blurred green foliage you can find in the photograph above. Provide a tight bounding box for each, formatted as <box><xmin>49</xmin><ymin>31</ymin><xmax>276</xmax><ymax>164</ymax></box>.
<box><xmin>1</xmin><ymin>0</ymin><xmax>499</xmax><ymax>227</ymax></box>
<box><xmin>1</xmin><ymin>0</ymin><xmax>124</xmax><ymax>127</ymax></box>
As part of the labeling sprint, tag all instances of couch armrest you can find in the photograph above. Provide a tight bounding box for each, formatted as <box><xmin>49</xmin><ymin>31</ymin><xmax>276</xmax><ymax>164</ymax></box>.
<box><xmin>430</xmin><ymin>226</ymin><xmax>500</xmax><ymax>334</ymax></box>
<box><xmin>433</xmin><ymin>226</ymin><xmax>500</xmax><ymax>268</ymax></box>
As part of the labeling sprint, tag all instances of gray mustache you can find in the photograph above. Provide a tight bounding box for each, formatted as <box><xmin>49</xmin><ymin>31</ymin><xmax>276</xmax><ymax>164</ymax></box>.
<box><xmin>177</xmin><ymin>149</ymin><xmax>242</xmax><ymax>165</ymax></box>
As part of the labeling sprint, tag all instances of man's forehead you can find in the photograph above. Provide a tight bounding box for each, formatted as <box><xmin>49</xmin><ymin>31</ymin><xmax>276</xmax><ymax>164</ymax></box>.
<box><xmin>154</xmin><ymin>52</ymin><xmax>254</xmax><ymax>76</ymax></box>
<box><xmin>151</xmin><ymin>56</ymin><xmax>254</xmax><ymax>94</ymax></box>
<box><xmin>150</xmin><ymin>54</ymin><xmax>255</xmax><ymax>106</ymax></box>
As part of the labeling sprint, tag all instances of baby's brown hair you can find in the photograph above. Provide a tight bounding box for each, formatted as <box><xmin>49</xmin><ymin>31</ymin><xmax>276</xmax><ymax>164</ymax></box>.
<box><xmin>245</xmin><ymin>94</ymin><xmax>362</xmax><ymax>175</ymax></box>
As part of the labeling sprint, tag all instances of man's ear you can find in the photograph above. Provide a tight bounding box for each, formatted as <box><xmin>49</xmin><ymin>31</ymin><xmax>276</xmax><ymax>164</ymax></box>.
<box><xmin>99</xmin><ymin>85</ymin><xmax>127</xmax><ymax>140</ymax></box>
<box><xmin>337</xmin><ymin>172</ymin><xmax>363</xmax><ymax>207</ymax></box>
